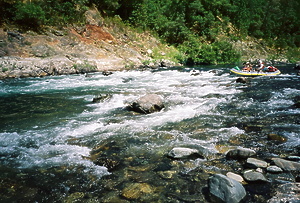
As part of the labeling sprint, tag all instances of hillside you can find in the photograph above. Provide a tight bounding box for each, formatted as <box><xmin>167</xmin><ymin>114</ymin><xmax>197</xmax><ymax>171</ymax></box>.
<box><xmin>0</xmin><ymin>7</ymin><xmax>181</xmax><ymax>79</ymax></box>
<box><xmin>0</xmin><ymin>0</ymin><xmax>299</xmax><ymax>78</ymax></box>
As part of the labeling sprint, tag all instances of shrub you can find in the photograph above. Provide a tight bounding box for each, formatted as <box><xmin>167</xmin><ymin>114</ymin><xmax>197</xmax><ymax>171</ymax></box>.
<box><xmin>178</xmin><ymin>36</ymin><xmax>240</xmax><ymax>65</ymax></box>
<box><xmin>14</xmin><ymin>2</ymin><xmax>46</xmax><ymax>29</ymax></box>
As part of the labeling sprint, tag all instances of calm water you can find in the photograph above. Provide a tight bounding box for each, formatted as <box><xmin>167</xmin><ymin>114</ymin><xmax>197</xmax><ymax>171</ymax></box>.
<box><xmin>0</xmin><ymin>65</ymin><xmax>299</xmax><ymax>202</ymax></box>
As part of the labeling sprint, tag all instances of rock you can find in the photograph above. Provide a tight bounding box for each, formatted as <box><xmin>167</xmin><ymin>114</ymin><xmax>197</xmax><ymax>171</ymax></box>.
<box><xmin>159</xmin><ymin>59</ymin><xmax>174</xmax><ymax>67</ymax></box>
<box><xmin>236</xmin><ymin>77</ymin><xmax>247</xmax><ymax>83</ymax></box>
<box><xmin>292</xmin><ymin>100</ymin><xmax>300</xmax><ymax>108</ymax></box>
<box><xmin>92</xmin><ymin>94</ymin><xmax>112</xmax><ymax>103</ymax></box>
<box><xmin>190</xmin><ymin>69</ymin><xmax>201</xmax><ymax>76</ymax></box>
<box><xmin>121</xmin><ymin>183</ymin><xmax>153</xmax><ymax>200</ymax></box>
<box><xmin>127</xmin><ymin>94</ymin><xmax>164</xmax><ymax>114</ymax></box>
<box><xmin>294</xmin><ymin>64</ymin><xmax>300</xmax><ymax>70</ymax></box>
<box><xmin>267</xmin><ymin>183</ymin><xmax>300</xmax><ymax>203</ymax></box>
<box><xmin>246</xmin><ymin>158</ymin><xmax>268</xmax><ymax>168</ymax></box>
<box><xmin>7</xmin><ymin>31</ymin><xmax>24</xmax><ymax>41</ymax></box>
<box><xmin>266</xmin><ymin>172</ymin><xmax>295</xmax><ymax>183</ymax></box>
<box><xmin>208</xmin><ymin>174</ymin><xmax>246</xmax><ymax>203</ymax></box>
<box><xmin>287</xmin><ymin>156</ymin><xmax>300</xmax><ymax>161</ymax></box>
<box><xmin>243</xmin><ymin>170</ymin><xmax>268</xmax><ymax>182</ymax></box>
<box><xmin>168</xmin><ymin>147</ymin><xmax>203</xmax><ymax>159</ymax></box>
<box><xmin>102</xmin><ymin>70</ymin><xmax>113</xmax><ymax>76</ymax></box>
<box><xmin>267</xmin><ymin>134</ymin><xmax>288</xmax><ymax>142</ymax></box>
<box><xmin>272</xmin><ymin>158</ymin><xmax>300</xmax><ymax>171</ymax></box>
<box><xmin>266</xmin><ymin>165</ymin><xmax>283</xmax><ymax>173</ymax></box>
<box><xmin>226</xmin><ymin>172</ymin><xmax>245</xmax><ymax>183</ymax></box>
<box><xmin>158</xmin><ymin>170</ymin><xmax>177</xmax><ymax>179</ymax></box>
<box><xmin>31</xmin><ymin>44</ymin><xmax>56</xmax><ymax>57</ymax></box>
<box><xmin>226</xmin><ymin>147</ymin><xmax>256</xmax><ymax>159</ymax></box>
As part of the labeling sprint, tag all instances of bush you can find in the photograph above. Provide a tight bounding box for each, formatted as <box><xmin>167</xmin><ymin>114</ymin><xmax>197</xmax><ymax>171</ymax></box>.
<box><xmin>178</xmin><ymin>36</ymin><xmax>240</xmax><ymax>65</ymax></box>
<box><xmin>14</xmin><ymin>2</ymin><xmax>46</xmax><ymax>29</ymax></box>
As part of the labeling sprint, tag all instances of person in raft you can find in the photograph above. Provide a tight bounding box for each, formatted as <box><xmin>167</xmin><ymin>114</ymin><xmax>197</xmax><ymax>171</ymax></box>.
<box><xmin>256</xmin><ymin>60</ymin><xmax>265</xmax><ymax>71</ymax></box>
<box><xmin>242</xmin><ymin>62</ymin><xmax>252</xmax><ymax>71</ymax></box>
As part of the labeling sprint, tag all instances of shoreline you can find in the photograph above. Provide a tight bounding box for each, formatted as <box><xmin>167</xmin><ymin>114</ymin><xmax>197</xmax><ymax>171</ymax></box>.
<box><xmin>0</xmin><ymin>55</ymin><xmax>179</xmax><ymax>79</ymax></box>
<box><xmin>0</xmin><ymin>56</ymin><xmax>131</xmax><ymax>79</ymax></box>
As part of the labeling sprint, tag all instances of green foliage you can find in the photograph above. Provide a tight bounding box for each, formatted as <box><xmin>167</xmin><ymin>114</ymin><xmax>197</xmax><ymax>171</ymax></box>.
<box><xmin>286</xmin><ymin>48</ymin><xmax>300</xmax><ymax>63</ymax></box>
<box><xmin>178</xmin><ymin>36</ymin><xmax>240</xmax><ymax>65</ymax></box>
<box><xmin>1</xmin><ymin>0</ymin><xmax>299</xmax><ymax>64</ymax></box>
<box><xmin>13</xmin><ymin>2</ymin><xmax>46</xmax><ymax>29</ymax></box>
<box><xmin>4</xmin><ymin>0</ymin><xmax>89</xmax><ymax>29</ymax></box>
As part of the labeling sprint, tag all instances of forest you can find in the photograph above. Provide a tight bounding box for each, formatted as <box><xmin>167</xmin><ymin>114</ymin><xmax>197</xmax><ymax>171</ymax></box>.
<box><xmin>1</xmin><ymin>0</ymin><xmax>299</xmax><ymax>64</ymax></box>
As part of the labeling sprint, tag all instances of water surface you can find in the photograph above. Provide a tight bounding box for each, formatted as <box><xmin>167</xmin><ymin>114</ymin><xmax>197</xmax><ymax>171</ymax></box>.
<box><xmin>0</xmin><ymin>65</ymin><xmax>299</xmax><ymax>202</ymax></box>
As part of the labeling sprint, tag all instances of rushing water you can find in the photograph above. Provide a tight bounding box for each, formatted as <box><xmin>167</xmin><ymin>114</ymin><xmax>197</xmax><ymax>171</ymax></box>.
<box><xmin>0</xmin><ymin>65</ymin><xmax>299</xmax><ymax>202</ymax></box>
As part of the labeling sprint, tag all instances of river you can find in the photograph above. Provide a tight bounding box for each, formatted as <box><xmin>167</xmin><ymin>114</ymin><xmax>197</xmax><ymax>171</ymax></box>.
<box><xmin>0</xmin><ymin>65</ymin><xmax>299</xmax><ymax>202</ymax></box>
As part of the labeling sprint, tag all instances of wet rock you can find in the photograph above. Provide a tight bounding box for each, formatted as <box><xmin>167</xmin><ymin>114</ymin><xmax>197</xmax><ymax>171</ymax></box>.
<box><xmin>92</xmin><ymin>93</ymin><xmax>112</xmax><ymax>103</ymax></box>
<box><xmin>226</xmin><ymin>147</ymin><xmax>256</xmax><ymax>160</ymax></box>
<box><xmin>292</xmin><ymin>100</ymin><xmax>300</xmax><ymax>108</ymax></box>
<box><xmin>246</xmin><ymin>158</ymin><xmax>268</xmax><ymax>168</ymax></box>
<box><xmin>243</xmin><ymin>170</ymin><xmax>268</xmax><ymax>182</ymax></box>
<box><xmin>208</xmin><ymin>174</ymin><xmax>246</xmax><ymax>203</ymax></box>
<box><xmin>272</xmin><ymin>158</ymin><xmax>300</xmax><ymax>171</ymax></box>
<box><xmin>127</xmin><ymin>94</ymin><xmax>164</xmax><ymax>114</ymax></box>
<box><xmin>267</xmin><ymin>183</ymin><xmax>300</xmax><ymax>203</ymax></box>
<box><xmin>236</xmin><ymin>77</ymin><xmax>247</xmax><ymax>83</ymax></box>
<box><xmin>287</xmin><ymin>156</ymin><xmax>300</xmax><ymax>161</ymax></box>
<box><xmin>121</xmin><ymin>183</ymin><xmax>153</xmax><ymax>200</ymax></box>
<box><xmin>190</xmin><ymin>69</ymin><xmax>201</xmax><ymax>76</ymax></box>
<box><xmin>167</xmin><ymin>147</ymin><xmax>202</xmax><ymax>159</ymax></box>
<box><xmin>266</xmin><ymin>165</ymin><xmax>283</xmax><ymax>173</ymax></box>
<box><xmin>102</xmin><ymin>70</ymin><xmax>113</xmax><ymax>76</ymax></box>
<box><xmin>267</xmin><ymin>134</ymin><xmax>288</xmax><ymax>143</ymax></box>
<box><xmin>226</xmin><ymin>172</ymin><xmax>245</xmax><ymax>183</ymax></box>
<box><xmin>266</xmin><ymin>172</ymin><xmax>295</xmax><ymax>183</ymax></box>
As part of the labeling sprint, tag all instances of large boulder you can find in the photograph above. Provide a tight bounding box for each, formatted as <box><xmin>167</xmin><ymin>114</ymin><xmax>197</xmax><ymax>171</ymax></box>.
<box><xmin>127</xmin><ymin>94</ymin><xmax>164</xmax><ymax>114</ymax></box>
<box><xmin>208</xmin><ymin>174</ymin><xmax>246</xmax><ymax>203</ymax></box>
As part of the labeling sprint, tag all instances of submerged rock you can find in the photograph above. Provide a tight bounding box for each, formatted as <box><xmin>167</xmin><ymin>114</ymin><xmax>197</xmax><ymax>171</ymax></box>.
<box><xmin>208</xmin><ymin>174</ymin><xmax>246</xmax><ymax>203</ymax></box>
<box><xmin>127</xmin><ymin>94</ymin><xmax>164</xmax><ymax>114</ymax></box>
<box><xmin>121</xmin><ymin>183</ymin><xmax>154</xmax><ymax>200</ymax></box>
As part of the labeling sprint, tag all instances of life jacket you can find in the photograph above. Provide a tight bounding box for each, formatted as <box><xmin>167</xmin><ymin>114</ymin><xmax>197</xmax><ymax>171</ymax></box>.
<box><xmin>267</xmin><ymin>66</ymin><xmax>277</xmax><ymax>72</ymax></box>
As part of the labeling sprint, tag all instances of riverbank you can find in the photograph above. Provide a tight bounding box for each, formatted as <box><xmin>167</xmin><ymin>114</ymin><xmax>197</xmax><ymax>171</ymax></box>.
<box><xmin>0</xmin><ymin>7</ymin><xmax>179</xmax><ymax>79</ymax></box>
<box><xmin>1</xmin><ymin>6</ymin><xmax>297</xmax><ymax>80</ymax></box>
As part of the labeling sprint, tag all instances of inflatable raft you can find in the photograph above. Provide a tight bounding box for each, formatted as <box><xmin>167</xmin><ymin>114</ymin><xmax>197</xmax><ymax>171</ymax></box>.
<box><xmin>230</xmin><ymin>66</ymin><xmax>281</xmax><ymax>76</ymax></box>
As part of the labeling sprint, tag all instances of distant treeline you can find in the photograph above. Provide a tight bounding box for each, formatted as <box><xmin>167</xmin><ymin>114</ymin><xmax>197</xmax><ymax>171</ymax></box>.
<box><xmin>1</xmin><ymin>0</ymin><xmax>299</xmax><ymax>64</ymax></box>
